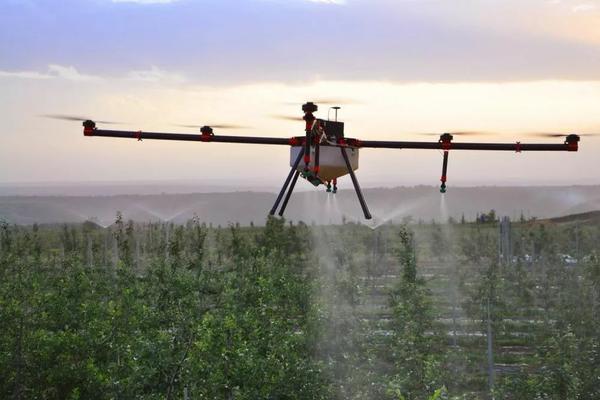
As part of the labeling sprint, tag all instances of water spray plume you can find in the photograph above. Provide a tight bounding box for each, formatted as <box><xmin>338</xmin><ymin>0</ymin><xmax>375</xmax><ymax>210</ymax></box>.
<box><xmin>132</xmin><ymin>201</ymin><xmax>207</xmax><ymax>222</ymax></box>
<box><xmin>328</xmin><ymin>193</ymin><xmax>368</xmax><ymax>227</ymax></box>
<box><xmin>87</xmin><ymin>217</ymin><xmax>111</xmax><ymax>229</ymax></box>
<box><xmin>440</xmin><ymin>195</ymin><xmax>449</xmax><ymax>223</ymax></box>
<box><xmin>57</xmin><ymin>205</ymin><xmax>115</xmax><ymax>227</ymax></box>
<box><xmin>369</xmin><ymin>197</ymin><xmax>429</xmax><ymax>229</ymax></box>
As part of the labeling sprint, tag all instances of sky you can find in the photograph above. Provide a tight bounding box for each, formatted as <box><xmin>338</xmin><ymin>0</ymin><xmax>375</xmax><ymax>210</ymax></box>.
<box><xmin>1</xmin><ymin>0</ymin><xmax>600</xmax><ymax>189</ymax></box>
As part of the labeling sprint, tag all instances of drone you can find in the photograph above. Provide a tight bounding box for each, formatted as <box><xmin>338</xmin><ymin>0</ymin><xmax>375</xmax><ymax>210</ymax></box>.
<box><xmin>54</xmin><ymin>102</ymin><xmax>582</xmax><ymax>220</ymax></box>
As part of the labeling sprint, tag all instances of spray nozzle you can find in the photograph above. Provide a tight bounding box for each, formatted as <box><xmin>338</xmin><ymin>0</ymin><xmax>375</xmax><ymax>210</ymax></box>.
<box><xmin>440</xmin><ymin>183</ymin><xmax>447</xmax><ymax>193</ymax></box>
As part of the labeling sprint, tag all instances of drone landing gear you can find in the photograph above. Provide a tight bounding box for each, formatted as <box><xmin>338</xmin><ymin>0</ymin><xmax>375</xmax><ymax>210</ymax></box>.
<box><xmin>270</xmin><ymin>148</ymin><xmax>305</xmax><ymax>217</ymax></box>
<box><xmin>341</xmin><ymin>148</ymin><xmax>372</xmax><ymax>220</ymax></box>
<box><xmin>279</xmin><ymin>171</ymin><xmax>299</xmax><ymax>217</ymax></box>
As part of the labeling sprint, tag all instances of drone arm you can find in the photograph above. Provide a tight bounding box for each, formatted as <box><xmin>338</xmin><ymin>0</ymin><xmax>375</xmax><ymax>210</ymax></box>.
<box><xmin>85</xmin><ymin>128</ymin><xmax>579</xmax><ymax>151</ymax></box>
<box><xmin>356</xmin><ymin>140</ymin><xmax>577</xmax><ymax>152</ymax></box>
<box><xmin>87</xmin><ymin>128</ymin><xmax>293</xmax><ymax>146</ymax></box>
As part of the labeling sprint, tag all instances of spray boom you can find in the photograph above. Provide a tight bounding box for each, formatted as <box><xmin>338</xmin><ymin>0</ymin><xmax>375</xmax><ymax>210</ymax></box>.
<box><xmin>439</xmin><ymin>133</ymin><xmax>453</xmax><ymax>193</ymax></box>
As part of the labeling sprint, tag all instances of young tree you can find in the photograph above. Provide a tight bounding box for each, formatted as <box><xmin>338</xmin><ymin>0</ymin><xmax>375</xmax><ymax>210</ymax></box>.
<box><xmin>386</xmin><ymin>227</ymin><xmax>445</xmax><ymax>399</ymax></box>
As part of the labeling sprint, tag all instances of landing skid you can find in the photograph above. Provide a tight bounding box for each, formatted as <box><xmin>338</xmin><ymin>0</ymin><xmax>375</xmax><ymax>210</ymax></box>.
<box><xmin>270</xmin><ymin>147</ymin><xmax>372</xmax><ymax>220</ymax></box>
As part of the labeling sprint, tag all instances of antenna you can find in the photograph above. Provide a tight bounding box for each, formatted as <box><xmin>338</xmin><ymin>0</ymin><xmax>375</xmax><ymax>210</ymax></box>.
<box><xmin>331</xmin><ymin>106</ymin><xmax>341</xmax><ymax>122</ymax></box>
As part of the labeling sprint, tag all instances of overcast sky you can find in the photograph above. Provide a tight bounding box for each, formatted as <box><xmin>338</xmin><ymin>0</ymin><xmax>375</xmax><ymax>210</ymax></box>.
<box><xmin>1</xmin><ymin>0</ymin><xmax>600</xmax><ymax>188</ymax></box>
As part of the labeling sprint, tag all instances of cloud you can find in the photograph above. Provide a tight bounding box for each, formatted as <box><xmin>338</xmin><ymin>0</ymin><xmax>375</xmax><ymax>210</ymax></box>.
<box><xmin>0</xmin><ymin>65</ymin><xmax>184</xmax><ymax>83</ymax></box>
<box><xmin>0</xmin><ymin>65</ymin><xmax>101</xmax><ymax>81</ymax></box>
<box><xmin>0</xmin><ymin>70</ymin><xmax>52</xmax><ymax>80</ymax></box>
<box><xmin>3</xmin><ymin>0</ymin><xmax>600</xmax><ymax>85</ymax></box>
<box><xmin>572</xmin><ymin>3</ymin><xmax>597</xmax><ymax>12</ymax></box>
<box><xmin>126</xmin><ymin>66</ymin><xmax>186</xmax><ymax>83</ymax></box>
<box><xmin>47</xmin><ymin>65</ymin><xmax>101</xmax><ymax>81</ymax></box>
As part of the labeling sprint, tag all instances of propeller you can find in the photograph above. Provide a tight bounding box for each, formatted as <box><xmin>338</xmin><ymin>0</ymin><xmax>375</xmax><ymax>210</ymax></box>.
<box><xmin>418</xmin><ymin>131</ymin><xmax>600</xmax><ymax>139</ymax></box>
<box><xmin>283</xmin><ymin>98</ymin><xmax>359</xmax><ymax>106</ymax></box>
<box><xmin>41</xmin><ymin>114</ymin><xmax>124</xmax><ymax>125</ymax></box>
<box><xmin>271</xmin><ymin>114</ymin><xmax>304</xmax><ymax>122</ymax></box>
<box><xmin>418</xmin><ymin>131</ymin><xmax>495</xmax><ymax>137</ymax></box>
<box><xmin>174</xmin><ymin>123</ymin><xmax>250</xmax><ymax>129</ymax></box>
<box><xmin>526</xmin><ymin>132</ymin><xmax>600</xmax><ymax>138</ymax></box>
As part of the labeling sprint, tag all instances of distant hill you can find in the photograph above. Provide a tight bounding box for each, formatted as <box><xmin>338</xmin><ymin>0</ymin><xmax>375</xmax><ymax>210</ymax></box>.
<box><xmin>546</xmin><ymin>210</ymin><xmax>600</xmax><ymax>225</ymax></box>
<box><xmin>2</xmin><ymin>185</ymin><xmax>600</xmax><ymax>226</ymax></box>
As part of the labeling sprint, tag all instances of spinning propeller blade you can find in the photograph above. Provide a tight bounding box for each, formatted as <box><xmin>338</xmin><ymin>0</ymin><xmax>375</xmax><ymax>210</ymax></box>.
<box><xmin>418</xmin><ymin>130</ymin><xmax>599</xmax><ymax>139</ymax></box>
<box><xmin>271</xmin><ymin>114</ymin><xmax>304</xmax><ymax>122</ymax></box>
<box><xmin>527</xmin><ymin>132</ymin><xmax>600</xmax><ymax>138</ymax></box>
<box><xmin>283</xmin><ymin>98</ymin><xmax>359</xmax><ymax>106</ymax></box>
<box><xmin>41</xmin><ymin>114</ymin><xmax>124</xmax><ymax>125</ymax></box>
<box><xmin>418</xmin><ymin>131</ymin><xmax>494</xmax><ymax>137</ymax></box>
<box><xmin>174</xmin><ymin>123</ymin><xmax>250</xmax><ymax>129</ymax></box>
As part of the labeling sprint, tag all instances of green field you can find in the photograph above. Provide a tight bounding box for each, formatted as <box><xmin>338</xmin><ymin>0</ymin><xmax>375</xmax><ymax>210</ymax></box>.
<box><xmin>1</xmin><ymin>215</ymin><xmax>598</xmax><ymax>399</ymax></box>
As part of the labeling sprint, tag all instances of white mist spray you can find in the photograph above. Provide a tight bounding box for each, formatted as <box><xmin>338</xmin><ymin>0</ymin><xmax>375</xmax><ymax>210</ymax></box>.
<box><xmin>310</xmin><ymin>222</ymin><xmax>368</xmax><ymax>397</ymax></box>
<box><xmin>438</xmin><ymin>194</ymin><xmax>465</xmax><ymax>345</ymax></box>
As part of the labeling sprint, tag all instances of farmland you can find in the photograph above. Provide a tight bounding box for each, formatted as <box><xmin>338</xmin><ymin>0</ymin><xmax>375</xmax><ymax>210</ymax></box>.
<box><xmin>1</xmin><ymin>214</ymin><xmax>598</xmax><ymax>399</ymax></box>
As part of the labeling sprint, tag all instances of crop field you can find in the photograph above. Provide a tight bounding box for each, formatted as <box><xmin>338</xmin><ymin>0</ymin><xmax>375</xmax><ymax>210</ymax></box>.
<box><xmin>1</xmin><ymin>214</ymin><xmax>598</xmax><ymax>399</ymax></box>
